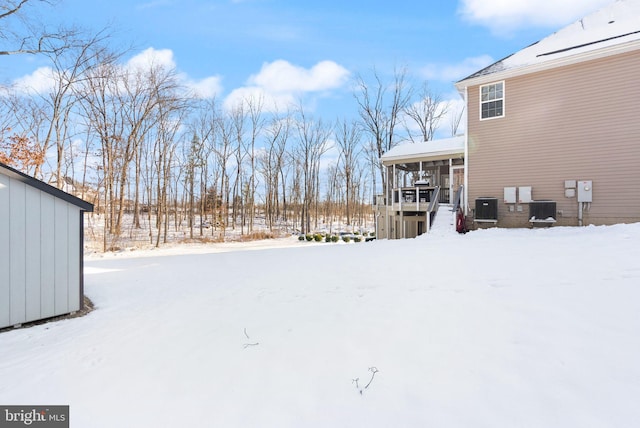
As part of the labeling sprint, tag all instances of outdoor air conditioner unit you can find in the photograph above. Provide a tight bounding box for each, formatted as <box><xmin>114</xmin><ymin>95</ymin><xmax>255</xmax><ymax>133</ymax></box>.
<box><xmin>529</xmin><ymin>200</ymin><xmax>557</xmax><ymax>222</ymax></box>
<box><xmin>475</xmin><ymin>197</ymin><xmax>498</xmax><ymax>221</ymax></box>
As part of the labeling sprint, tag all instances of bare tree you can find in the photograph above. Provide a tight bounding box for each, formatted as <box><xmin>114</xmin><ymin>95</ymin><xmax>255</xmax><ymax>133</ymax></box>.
<box><xmin>184</xmin><ymin>133</ymin><xmax>201</xmax><ymax>239</ymax></box>
<box><xmin>335</xmin><ymin>119</ymin><xmax>362</xmax><ymax>226</ymax></box>
<box><xmin>450</xmin><ymin>106</ymin><xmax>465</xmax><ymax>137</ymax></box>
<box><xmin>38</xmin><ymin>30</ymin><xmax>116</xmax><ymax>183</ymax></box>
<box><xmin>215</xmin><ymin>111</ymin><xmax>236</xmax><ymax>238</ymax></box>
<box><xmin>76</xmin><ymin>58</ymin><xmax>123</xmax><ymax>250</ymax></box>
<box><xmin>229</xmin><ymin>104</ymin><xmax>246</xmax><ymax>233</ymax></box>
<box><xmin>0</xmin><ymin>0</ymin><xmax>80</xmax><ymax>56</ymax></box>
<box><xmin>295</xmin><ymin>106</ymin><xmax>331</xmax><ymax>234</ymax></box>
<box><xmin>403</xmin><ymin>82</ymin><xmax>448</xmax><ymax>142</ymax></box>
<box><xmin>113</xmin><ymin>58</ymin><xmax>184</xmax><ymax>236</ymax></box>
<box><xmin>189</xmin><ymin>97</ymin><xmax>219</xmax><ymax>236</ymax></box>
<box><xmin>153</xmin><ymin>103</ymin><xmax>182</xmax><ymax>247</ymax></box>
<box><xmin>354</xmin><ymin>66</ymin><xmax>412</xmax><ymax>194</ymax></box>
<box><xmin>259</xmin><ymin>111</ymin><xmax>291</xmax><ymax>232</ymax></box>
<box><xmin>244</xmin><ymin>95</ymin><xmax>264</xmax><ymax>233</ymax></box>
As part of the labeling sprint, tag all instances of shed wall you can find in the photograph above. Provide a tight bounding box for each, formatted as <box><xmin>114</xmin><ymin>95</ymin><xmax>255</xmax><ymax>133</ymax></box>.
<box><xmin>0</xmin><ymin>174</ymin><xmax>10</xmax><ymax>327</ymax></box>
<box><xmin>466</xmin><ymin>50</ymin><xmax>640</xmax><ymax>227</ymax></box>
<box><xmin>0</xmin><ymin>173</ymin><xmax>82</xmax><ymax>329</ymax></box>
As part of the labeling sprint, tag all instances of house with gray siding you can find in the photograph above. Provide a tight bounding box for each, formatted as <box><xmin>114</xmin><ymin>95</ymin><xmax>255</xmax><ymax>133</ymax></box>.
<box><xmin>455</xmin><ymin>0</ymin><xmax>640</xmax><ymax>229</ymax></box>
<box><xmin>0</xmin><ymin>162</ymin><xmax>93</xmax><ymax>329</ymax></box>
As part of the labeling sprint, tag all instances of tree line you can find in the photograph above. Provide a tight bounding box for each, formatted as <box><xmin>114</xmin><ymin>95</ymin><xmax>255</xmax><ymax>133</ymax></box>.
<box><xmin>0</xmin><ymin>0</ymin><xmax>463</xmax><ymax>251</ymax></box>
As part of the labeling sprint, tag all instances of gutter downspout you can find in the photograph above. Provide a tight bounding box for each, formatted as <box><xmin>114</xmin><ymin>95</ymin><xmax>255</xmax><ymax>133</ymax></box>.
<box><xmin>463</xmin><ymin>86</ymin><xmax>469</xmax><ymax>217</ymax></box>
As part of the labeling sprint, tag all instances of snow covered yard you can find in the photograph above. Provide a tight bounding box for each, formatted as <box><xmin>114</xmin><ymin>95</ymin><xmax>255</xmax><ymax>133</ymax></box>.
<box><xmin>1</xmin><ymin>224</ymin><xmax>640</xmax><ymax>427</ymax></box>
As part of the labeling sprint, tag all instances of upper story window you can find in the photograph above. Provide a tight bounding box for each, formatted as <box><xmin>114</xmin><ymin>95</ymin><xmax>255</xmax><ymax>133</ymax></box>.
<box><xmin>480</xmin><ymin>81</ymin><xmax>504</xmax><ymax>120</ymax></box>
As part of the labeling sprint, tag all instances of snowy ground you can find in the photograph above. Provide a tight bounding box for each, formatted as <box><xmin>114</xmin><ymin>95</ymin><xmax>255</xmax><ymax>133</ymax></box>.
<box><xmin>1</xmin><ymin>220</ymin><xmax>640</xmax><ymax>427</ymax></box>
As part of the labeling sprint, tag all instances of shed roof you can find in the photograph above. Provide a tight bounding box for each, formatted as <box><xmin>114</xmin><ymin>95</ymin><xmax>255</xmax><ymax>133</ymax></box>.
<box><xmin>457</xmin><ymin>0</ymin><xmax>640</xmax><ymax>84</ymax></box>
<box><xmin>381</xmin><ymin>136</ymin><xmax>465</xmax><ymax>165</ymax></box>
<box><xmin>0</xmin><ymin>162</ymin><xmax>94</xmax><ymax>211</ymax></box>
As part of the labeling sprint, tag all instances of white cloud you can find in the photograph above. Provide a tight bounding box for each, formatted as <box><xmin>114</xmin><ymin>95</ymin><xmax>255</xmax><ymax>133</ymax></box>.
<box><xmin>11</xmin><ymin>47</ymin><xmax>223</xmax><ymax>102</ymax></box>
<box><xmin>422</xmin><ymin>55</ymin><xmax>494</xmax><ymax>82</ymax></box>
<box><xmin>224</xmin><ymin>59</ymin><xmax>350</xmax><ymax>112</ymax></box>
<box><xmin>126</xmin><ymin>48</ymin><xmax>223</xmax><ymax>99</ymax></box>
<box><xmin>248</xmin><ymin>60</ymin><xmax>350</xmax><ymax>93</ymax></box>
<box><xmin>185</xmin><ymin>76</ymin><xmax>223</xmax><ymax>99</ymax></box>
<box><xmin>459</xmin><ymin>0</ymin><xmax>613</xmax><ymax>34</ymax></box>
<box><xmin>12</xmin><ymin>67</ymin><xmax>56</xmax><ymax>94</ymax></box>
<box><xmin>125</xmin><ymin>47</ymin><xmax>176</xmax><ymax>71</ymax></box>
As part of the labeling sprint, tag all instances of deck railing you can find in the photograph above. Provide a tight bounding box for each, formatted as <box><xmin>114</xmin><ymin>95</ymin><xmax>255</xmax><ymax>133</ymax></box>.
<box><xmin>452</xmin><ymin>185</ymin><xmax>463</xmax><ymax>212</ymax></box>
<box><xmin>392</xmin><ymin>186</ymin><xmax>436</xmax><ymax>212</ymax></box>
<box><xmin>426</xmin><ymin>186</ymin><xmax>440</xmax><ymax>233</ymax></box>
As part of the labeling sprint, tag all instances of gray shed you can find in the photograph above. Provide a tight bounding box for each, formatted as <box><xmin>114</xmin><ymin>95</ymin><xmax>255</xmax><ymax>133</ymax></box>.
<box><xmin>0</xmin><ymin>162</ymin><xmax>94</xmax><ymax>329</ymax></box>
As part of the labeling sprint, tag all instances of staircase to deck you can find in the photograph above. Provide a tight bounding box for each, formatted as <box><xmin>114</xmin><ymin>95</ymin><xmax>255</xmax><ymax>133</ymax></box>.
<box><xmin>428</xmin><ymin>204</ymin><xmax>457</xmax><ymax>236</ymax></box>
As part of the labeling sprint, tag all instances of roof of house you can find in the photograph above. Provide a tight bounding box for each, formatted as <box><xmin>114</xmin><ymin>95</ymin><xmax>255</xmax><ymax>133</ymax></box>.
<box><xmin>381</xmin><ymin>136</ymin><xmax>465</xmax><ymax>164</ymax></box>
<box><xmin>457</xmin><ymin>0</ymin><xmax>640</xmax><ymax>84</ymax></box>
<box><xmin>0</xmin><ymin>162</ymin><xmax>94</xmax><ymax>211</ymax></box>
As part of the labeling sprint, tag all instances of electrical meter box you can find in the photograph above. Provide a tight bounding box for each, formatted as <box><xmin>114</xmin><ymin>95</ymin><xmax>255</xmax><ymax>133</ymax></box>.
<box><xmin>577</xmin><ymin>180</ymin><xmax>593</xmax><ymax>202</ymax></box>
<box><xmin>503</xmin><ymin>187</ymin><xmax>516</xmax><ymax>204</ymax></box>
<box><xmin>519</xmin><ymin>186</ymin><xmax>532</xmax><ymax>203</ymax></box>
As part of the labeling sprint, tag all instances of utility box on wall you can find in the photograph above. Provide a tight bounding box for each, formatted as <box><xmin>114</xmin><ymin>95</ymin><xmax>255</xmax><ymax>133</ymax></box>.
<box><xmin>503</xmin><ymin>187</ymin><xmax>516</xmax><ymax>204</ymax></box>
<box><xmin>519</xmin><ymin>186</ymin><xmax>532</xmax><ymax>203</ymax></box>
<box><xmin>577</xmin><ymin>180</ymin><xmax>593</xmax><ymax>202</ymax></box>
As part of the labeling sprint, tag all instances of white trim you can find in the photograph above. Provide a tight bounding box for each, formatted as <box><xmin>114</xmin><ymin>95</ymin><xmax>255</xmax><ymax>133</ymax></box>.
<box><xmin>463</xmin><ymin>87</ymin><xmax>469</xmax><ymax>214</ymax></box>
<box><xmin>380</xmin><ymin>135</ymin><xmax>465</xmax><ymax>164</ymax></box>
<box><xmin>456</xmin><ymin>39</ymin><xmax>640</xmax><ymax>91</ymax></box>
<box><xmin>479</xmin><ymin>81</ymin><xmax>505</xmax><ymax>121</ymax></box>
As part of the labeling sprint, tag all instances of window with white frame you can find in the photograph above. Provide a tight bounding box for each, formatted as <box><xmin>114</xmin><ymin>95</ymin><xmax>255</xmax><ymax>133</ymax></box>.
<box><xmin>480</xmin><ymin>82</ymin><xmax>504</xmax><ymax>119</ymax></box>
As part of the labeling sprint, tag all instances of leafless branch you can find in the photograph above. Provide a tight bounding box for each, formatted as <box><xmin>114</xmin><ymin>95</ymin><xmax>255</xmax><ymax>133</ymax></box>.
<box><xmin>0</xmin><ymin>0</ymin><xmax>30</xmax><ymax>21</ymax></box>
<box><xmin>353</xmin><ymin>366</ymin><xmax>379</xmax><ymax>395</ymax></box>
<box><xmin>242</xmin><ymin>328</ymin><xmax>259</xmax><ymax>348</ymax></box>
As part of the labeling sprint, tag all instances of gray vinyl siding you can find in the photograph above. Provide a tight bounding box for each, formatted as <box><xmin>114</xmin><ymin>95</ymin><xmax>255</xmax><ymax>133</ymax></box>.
<box><xmin>466</xmin><ymin>49</ymin><xmax>640</xmax><ymax>227</ymax></box>
<box><xmin>25</xmin><ymin>186</ymin><xmax>41</xmax><ymax>322</ymax></box>
<box><xmin>41</xmin><ymin>194</ymin><xmax>56</xmax><ymax>319</ymax></box>
<box><xmin>9</xmin><ymin>180</ymin><xmax>26</xmax><ymax>325</ymax></box>
<box><xmin>68</xmin><ymin>204</ymin><xmax>81</xmax><ymax>312</ymax></box>
<box><xmin>0</xmin><ymin>173</ymin><xmax>82</xmax><ymax>329</ymax></box>
<box><xmin>0</xmin><ymin>173</ymin><xmax>10</xmax><ymax>327</ymax></box>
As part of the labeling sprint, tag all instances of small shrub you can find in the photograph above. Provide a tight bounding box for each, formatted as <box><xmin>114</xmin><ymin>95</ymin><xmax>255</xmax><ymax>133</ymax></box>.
<box><xmin>354</xmin><ymin>236</ymin><xmax>363</xmax><ymax>242</ymax></box>
<box><xmin>342</xmin><ymin>235</ymin><xmax>351</xmax><ymax>243</ymax></box>
<box><xmin>314</xmin><ymin>233</ymin><xmax>323</xmax><ymax>242</ymax></box>
<box><xmin>354</xmin><ymin>231</ymin><xmax>361</xmax><ymax>235</ymax></box>
<box><xmin>298</xmin><ymin>235</ymin><xmax>305</xmax><ymax>241</ymax></box>
<box><xmin>240</xmin><ymin>231</ymin><xmax>275</xmax><ymax>242</ymax></box>
<box><xmin>305</xmin><ymin>234</ymin><xmax>313</xmax><ymax>241</ymax></box>
<box><xmin>325</xmin><ymin>235</ymin><xmax>332</xmax><ymax>242</ymax></box>
<box><xmin>331</xmin><ymin>235</ymin><xmax>339</xmax><ymax>242</ymax></box>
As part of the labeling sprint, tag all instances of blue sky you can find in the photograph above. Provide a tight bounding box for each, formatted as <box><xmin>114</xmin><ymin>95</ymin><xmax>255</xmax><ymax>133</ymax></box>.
<box><xmin>2</xmin><ymin>0</ymin><xmax>614</xmax><ymax>135</ymax></box>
